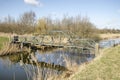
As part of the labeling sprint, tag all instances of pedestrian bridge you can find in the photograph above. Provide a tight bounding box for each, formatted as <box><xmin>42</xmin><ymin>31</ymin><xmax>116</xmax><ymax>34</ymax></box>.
<box><xmin>12</xmin><ymin>30</ymin><xmax>96</xmax><ymax>53</ymax></box>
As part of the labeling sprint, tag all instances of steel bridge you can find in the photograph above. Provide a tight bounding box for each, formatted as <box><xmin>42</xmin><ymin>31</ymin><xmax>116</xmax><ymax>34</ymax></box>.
<box><xmin>12</xmin><ymin>30</ymin><xmax>96</xmax><ymax>54</ymax></box>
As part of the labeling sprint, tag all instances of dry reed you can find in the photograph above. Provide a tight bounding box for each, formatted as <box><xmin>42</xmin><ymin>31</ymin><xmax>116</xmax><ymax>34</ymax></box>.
<box><xmin>0</xmin><ymin>42</ymin><xmax>20</xmax><ymax>56</ymax></box>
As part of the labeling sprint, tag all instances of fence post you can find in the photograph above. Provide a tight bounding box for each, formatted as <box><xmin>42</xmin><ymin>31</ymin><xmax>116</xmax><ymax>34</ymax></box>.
<box><xmin>95</xmin><ymin>43</ymin><xmax>99</xmax><ymax>56</ymax></box>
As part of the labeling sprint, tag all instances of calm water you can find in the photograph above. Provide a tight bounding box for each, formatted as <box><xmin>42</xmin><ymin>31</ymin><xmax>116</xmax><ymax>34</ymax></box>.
<box><xmin>99</xmin><ymin>38</ymin><xmax>120</xmax><ymax>48</ymax></box>
<box><xmin>0</xmin><ymin>48</ymin><xmax>95</xmax><ymax>80</ymax></box>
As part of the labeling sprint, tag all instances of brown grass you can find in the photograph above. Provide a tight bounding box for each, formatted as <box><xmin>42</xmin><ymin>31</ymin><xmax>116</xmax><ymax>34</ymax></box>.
<box><xmin>0</xmin><ymin>42</ymin><xmax>21</xmax><ymax>56</ymax></box>
<box><xmin>100</xmin><ymin>33</ymin><xmax>120</xmax><ymax>39</ymax></box>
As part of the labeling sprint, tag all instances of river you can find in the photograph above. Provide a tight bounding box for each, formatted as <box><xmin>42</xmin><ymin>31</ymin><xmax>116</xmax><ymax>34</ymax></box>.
<box><xmin>0</xmin><ymin>48</ymin><xmax>95</xmax><ymax>80</ymax></box>
<box><xmin>99</xmin><ymin>38</ymin><xmax>120</xmax><ymax>48</ymax></box>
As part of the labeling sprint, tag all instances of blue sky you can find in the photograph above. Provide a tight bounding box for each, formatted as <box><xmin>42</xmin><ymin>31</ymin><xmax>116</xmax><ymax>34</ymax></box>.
<box><xmin>0</xmin><ymin>0</ymin><xmax>120</xmax><ymax>29</ymax></box>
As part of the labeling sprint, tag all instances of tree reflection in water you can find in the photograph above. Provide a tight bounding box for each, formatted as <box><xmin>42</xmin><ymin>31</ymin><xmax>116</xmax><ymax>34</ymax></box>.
<box><xmin>0</xmin><ymin>48</ymin><xmax>95</xmax><ymax>80</ymax></box>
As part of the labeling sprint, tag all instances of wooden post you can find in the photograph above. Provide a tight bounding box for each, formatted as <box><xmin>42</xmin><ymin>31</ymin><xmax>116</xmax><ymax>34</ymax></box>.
<box><xmin>20</xmin><ymin>42</ymin><xmax>23</xmax><ymax>51</ymax></box>
<box><xmin>95</xmin><ymin>43</ymin><xmax>99</xmax><ymax>56</ymax></box>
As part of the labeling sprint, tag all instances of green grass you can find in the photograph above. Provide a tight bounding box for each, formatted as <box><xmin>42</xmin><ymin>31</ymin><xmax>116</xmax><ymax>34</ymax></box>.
<box><xmin>0</xmin><ymin>37</ymin><xmax>9</xmax><ymax>50</ymax></box>
<box><xmin>71</xmin><ymin>46</ymin><xmax>120</xmax><ymax>80</ymax></box>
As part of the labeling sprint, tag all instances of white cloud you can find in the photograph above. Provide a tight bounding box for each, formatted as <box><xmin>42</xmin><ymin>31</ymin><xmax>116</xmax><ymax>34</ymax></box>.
<box><xmin>24</xmin><ymin>0</ymin><xmax>43</xmax><ymax>6</ymax></box>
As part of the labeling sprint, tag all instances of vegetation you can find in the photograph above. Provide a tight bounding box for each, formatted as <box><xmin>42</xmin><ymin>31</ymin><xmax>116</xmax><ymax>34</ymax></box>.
<box><xmin>0</xmin><ymin>11</ymin><xmax>35</xmax><ymax>34</ymax></box>
<box><xmin>99</xmin><ymin>28</ymin><xmax>120</xmax><ymax>34</ymax></box>
<box><xmin>0</xmin><ymin>37</ymin><xmax>9</xmax><ymax>49</ymax></box>
<box><xmin>0</xmin><ymin>11</ymin><xmax>120</xmax><ymax>41</ymax></box>
<box><xmin>100</xmin><ymin>34</ymin><xmax>120</xmax><ymax>39</ymax></box>
<box><xmin>0</xmin><ymin>11</ymin><xmax>101</xmax><ymax>41</ymax></box>
<box><xmin>71</xmin><ymin>46</ymin><xmax>120</xmax><ymax>80</ymax></box>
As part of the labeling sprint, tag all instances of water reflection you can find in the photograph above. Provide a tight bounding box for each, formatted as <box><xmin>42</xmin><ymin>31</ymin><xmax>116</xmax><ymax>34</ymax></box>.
<box><xmin>36</xmin><ymin>48</ymin><xmax>94</xmax><ymax>67</ymax></box>
<box><xmin>0</xmin><ymin>48</ymin><xmax>95</xmax><ymax>80</ymax></box>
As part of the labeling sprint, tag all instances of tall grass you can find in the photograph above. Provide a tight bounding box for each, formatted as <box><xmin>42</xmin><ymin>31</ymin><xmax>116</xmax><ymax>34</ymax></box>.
<box><xmin>0</xmin><ymin>37</ymin><xmax>20</xmax><ymax>56</ymax></box>
<box><xmin>0</xmin><ymin>42</ymin><xmax>21</xmax><ymax>56</ymax></box>
<box><xmin>18</xmin><ymin>50</ymin><xmax>81</xmax><ymax>80</ymax></box>
<box><xmin>20</xmin><ymin>52</ymin><xmax>65</xmax><ymax>80</ymax></box>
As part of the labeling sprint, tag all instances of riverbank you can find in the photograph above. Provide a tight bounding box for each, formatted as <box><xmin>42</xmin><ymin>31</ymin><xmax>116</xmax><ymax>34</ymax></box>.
<box><xmin>100</xmin><ymin>33</ymin><xmax>120</xmax><ymax>40</ymax></box>
<box><xmin>70</xmin><ymin>45</ymin><xmax>120</xmax><ymax>80</ymax></box>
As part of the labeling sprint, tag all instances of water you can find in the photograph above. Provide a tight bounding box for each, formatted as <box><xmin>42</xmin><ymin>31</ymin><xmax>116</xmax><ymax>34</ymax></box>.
<box><xmin>99</xmin><ymin>38</ymin><xmax>120</xmax><ymax>48</ymax></box>
<box><xmin>0</xmin><ymin>48</ymin><xmax>95</xmax><ymax>80</ymax></box>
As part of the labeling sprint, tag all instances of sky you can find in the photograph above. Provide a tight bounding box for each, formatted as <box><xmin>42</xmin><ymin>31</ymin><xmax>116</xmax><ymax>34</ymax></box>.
<box><xmin>0</xmin><ymin>0</ymin><xmax>120</xmax><ymax>29</ymax></box>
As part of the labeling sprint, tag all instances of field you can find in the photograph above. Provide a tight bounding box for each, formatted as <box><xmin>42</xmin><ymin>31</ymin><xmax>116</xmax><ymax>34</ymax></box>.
<box><xmin>70</xmin><ymin>45</ymin><xmax>120</xmax><ymax>80</ymax></box>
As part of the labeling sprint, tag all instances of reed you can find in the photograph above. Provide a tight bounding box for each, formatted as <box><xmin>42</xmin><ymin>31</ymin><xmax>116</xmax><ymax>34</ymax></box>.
<box><xmin>0</xmin><ymin>42</ymin><xmax>20</xmax><ymax>56</ymax></box>
<box><xmin>18</xmin><ymin>51</ymin><xmax>77</xmax><ymax>80</ymax></box>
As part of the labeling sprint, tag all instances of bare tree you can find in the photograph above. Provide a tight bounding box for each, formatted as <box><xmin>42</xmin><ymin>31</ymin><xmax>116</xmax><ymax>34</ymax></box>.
<box><xmin>19</xmin><ymin>11</ymin><xmax>36</xmax><ymax>27</ymax></box>
<box><xmin>17</xmin><ymin>11</ymin><xmax>36</xmax><ymax>34</ymax></box>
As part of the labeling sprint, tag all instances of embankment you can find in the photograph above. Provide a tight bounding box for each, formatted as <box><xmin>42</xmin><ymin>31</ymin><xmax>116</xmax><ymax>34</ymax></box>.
<box><xmin>70</xmin><ymin>45</ymin><xmax>120</xmax><ymax>80</ymax></box>
<box><xmin>100</xmin><ymin>33</ymin><xmax>120</xmax><ymax>40</ymax></box>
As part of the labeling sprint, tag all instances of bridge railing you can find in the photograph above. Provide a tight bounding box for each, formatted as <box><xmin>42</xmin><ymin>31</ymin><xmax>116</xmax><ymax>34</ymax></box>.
<box><xmin>11</xmin><ymin>30</ymin><xmax>96</xmax><ymax>54</ymax></box>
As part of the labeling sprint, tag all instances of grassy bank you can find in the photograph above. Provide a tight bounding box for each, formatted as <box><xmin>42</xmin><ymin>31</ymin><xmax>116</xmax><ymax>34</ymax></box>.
<box><xmin>0</xmin><ymin>37</ymin><xmax>9</xmax><ymax>49</ymax></box>
<box><xmin>71</xmin><ymin>46</ymin><xmax>120</xmax><ymax>80</ymax></box>
<box><xmin>100</xmin><ymin>33</ymin><xmax>120</xmax><ymax>39</ymax></box>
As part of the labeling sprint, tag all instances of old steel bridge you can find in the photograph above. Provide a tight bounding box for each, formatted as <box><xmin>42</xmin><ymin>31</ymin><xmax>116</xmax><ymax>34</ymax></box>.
<box><xmin>12</xmin><ymin>31</ymin><xmax>96</xmax><ymax>54</ymax></box>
